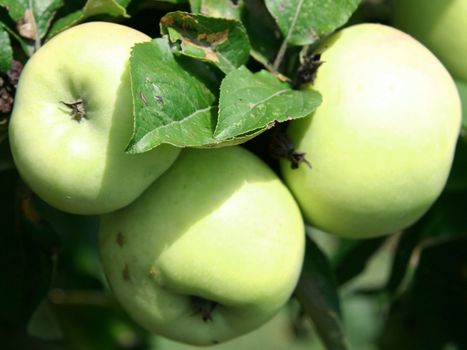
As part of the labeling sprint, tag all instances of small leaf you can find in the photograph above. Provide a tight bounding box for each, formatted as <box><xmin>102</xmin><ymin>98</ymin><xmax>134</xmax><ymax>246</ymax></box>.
<box><xmin>332</xmin><ymin>237</ymin><xmax>387</xmax><ymax>286</ymax></box>
<box><xmin>265</xmin><ymin>0</ymin><xmax>361</xmax><ymax>46</ymax></box>
<box><xmin>0</xmin><ymin>24</ymin><xmax>12</xmax><ymax>72</ymax></box>
<box><xmin>215</xmin><ymin>67</ymin><xmax>321</xmax><ymax>140</ymax></box>
<box><xmin>160</xmin><ymin>11</ymin><xmax>250</xmax><ymax>74</ymax></box>
<box><xmin>295</xmin><ymin>237</ymin><xmax>348</xmax><ymax>350</ymax></box>
<box><xmin>190</xmin><ymin>0</ymin><xmax>244</xmax><ymax>20</ymax></box>
<box><xmin>47</xmin><ymin>0</ymin><xmax>129</xmax><ymax>39</ymax></box>
<box><xmin>127</xmin><ymin>38</ymin><xmax>217</xmax><ymax>152</ymax></box>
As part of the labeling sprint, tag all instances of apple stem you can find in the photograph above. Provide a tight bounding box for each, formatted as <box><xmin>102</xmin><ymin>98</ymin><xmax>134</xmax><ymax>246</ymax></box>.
<box><xmin>60</xmin><ymin>98</ymin><xmax>86</xmax><ymax>122</ymax></box>
<box><xmin>190</xmin><ymin>296</ymin><xmax>218</xmax><ymax>322</ymax></box>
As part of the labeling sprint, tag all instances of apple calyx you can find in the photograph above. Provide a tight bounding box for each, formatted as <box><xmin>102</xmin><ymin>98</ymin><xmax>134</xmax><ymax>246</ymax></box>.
<box><xmin>269</xmin><ymin>127</ymin><xmax>311</xmax><ymax>169</ymax></box>
<box><xmin>60</xmin><ymin>98</ymin><xmax>86</xmax><ymax>122</ymax></box>
<box><xmin>190</xmin><ymin>295</ymin><xmax>218</xmax><ymax>322</ymax></box>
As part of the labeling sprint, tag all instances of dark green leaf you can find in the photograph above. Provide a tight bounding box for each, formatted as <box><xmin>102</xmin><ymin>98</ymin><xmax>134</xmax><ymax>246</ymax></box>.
<box><xmin>446</xmin><ymin>138</ymin><xmax>467</xmax><ymax>192</ymax></box>
<box><xmin>0</xmin><ymin>171</ymin><xmax>59</xmax><ymax>328</ymax></box>
<box><xmin>385</xmin><ymin>190</ymin><xmax>467</xmax><ymax>295</ymax></box>
<box><xmin>0</xmin><ymin>24</ymin><xmax>12</xmax><ymax>72</ymax></box>
<box><xmin>160</xmin><ymin>11</ymin><xmax>250</xmax><ymax>74</ymax></box>
<box><xmin>265</xmin><ymin>0</ymin><xmax>361</xmax><ymax>46</ymax></box>
<box><xmin>190</xmin><ymin>0</ymin><xmax>244</xmax><ymax>20</ymax></box>
<box><xmin>295</xmin><ymin>237</ymin><xmax>348</xmax><ymax>350</ymax></box>
<box><xmin>127</xmin><ymin>38</ymin><xmax>217</xmax><ymax>152</ymax></box>
<box><xmin>379</xmin><ymin>238</ymin><xmax>467</xmax><ymax>350</ymax></box>
<box><xmin>332</xmin><ymin>237</ymin><xmax>387</xmax><ymax>286</ymax></box>
<box><xmin>216</xmin><ymin>67</ymin><xmax>321</xmax><ymax>139</ymax></box>
<box><xmin>47</xmin><ymin>0</ymin><xmax>129</xmax><ymax>38</ymax></box>
<box><xmin>242</xmin><ymin>0</ymin><xmax>281</xmax><ymax>68</ymax></box>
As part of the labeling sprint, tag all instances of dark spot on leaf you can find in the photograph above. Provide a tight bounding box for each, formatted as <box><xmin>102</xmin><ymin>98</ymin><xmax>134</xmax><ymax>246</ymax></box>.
<box><xmin>212</xmin><ymin>340</ymin><xmax>220</xmax><ymax>344</ymax></box>
<box><xmin>116</xmin><ymin>232</ymin><xmax>124</xmax><ymax>247</ymax></box>
<box><xmin>293</xmin><ymin>53</ymin><xmax>324</xmax><ymax>89</ymax></box>
<box><xmin>155</xmin><ymin>95</ymin><xmax>163</xmax><ymax>104</ymax></box>
<box><xmin>140</xmin><ymin>91</ymin><xmax>148</xmax><ymax>106</ymax></box>
<box><xmin>16</xmin><ymin>9</ymin><xmax>36</xmax><ymax>40</ymax></box>
<box><xmin>279</xmin><ymin>2</ymin><xmax>285</xmax><ymax>11</ymax></box>
<box><xmin>269</xmin><ymin>127</ymin><xmax>311</xmax><ymax>169</ymax></box>
<box><xmin>160</xmin><ymin>15</ymin><xmax>174</xmax><ymax>27</ymax></box>
<box><xmin>123</xmin><ymin>264</ymin><xmax>130</xmax><ymax>281</ymax></box>
<box><xmin>230</xmin><ymin>0</ymin><xmax>239</xmax><ymax>6</ymax></box>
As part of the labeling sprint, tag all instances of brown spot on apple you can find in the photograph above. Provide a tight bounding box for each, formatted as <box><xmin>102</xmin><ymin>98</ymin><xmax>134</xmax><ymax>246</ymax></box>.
<box><xmin>116</xmin><ymin>232</ymin><xmax>125</xmax><ymax>247</ymax></box>
<box><xmin>123</xmin><ymin>264</ymin><xmax>130</xmax><ymax>281</ymax></box>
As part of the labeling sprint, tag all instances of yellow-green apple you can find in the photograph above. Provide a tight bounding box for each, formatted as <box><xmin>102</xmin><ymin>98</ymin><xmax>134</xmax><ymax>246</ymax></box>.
<box><xmin>8</xmin><ymin>22</ymin><xmax>180</xmax><ymax>215</ymax></box>
<box><xmin>393</xmin><ymin>0</ymin><xmax>467</xmax><ymax>81</ymax></box>
<box><xmin>99</xmin><ymin>146</ymin><xmax>305</xmax><ymax>346</ymax></box>
<box><xmin>281</xmin><ymin>24</ymin><xmax>461</xmax><ymax>238</ymax></box>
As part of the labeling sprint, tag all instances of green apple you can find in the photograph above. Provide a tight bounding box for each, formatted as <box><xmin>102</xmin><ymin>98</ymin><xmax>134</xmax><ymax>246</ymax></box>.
<box><xmin>8</xmin><ymin>22</ymin><xmax>180</xmax><ymax>215</ymax></box>
<box><xmin>393</xmin><ymin>0</ymin><xmax>467</xmax><ymax>81</ymax></box>
<box><xmin>99</xmin><ymin>146</ymin><xmax>305</xmax><ymax>346</ymax></box>
<box><xmin>281</xmin><ymin>24</ymin><xmax>461</xmax><ymax>238</ymax></box>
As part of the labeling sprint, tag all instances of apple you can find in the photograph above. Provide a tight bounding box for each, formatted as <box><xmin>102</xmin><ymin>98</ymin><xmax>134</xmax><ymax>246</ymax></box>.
<box><xmin>8</xmin><ymin>22</ymin><xmax>180</xmax><ymax>215</ymax></box>
<box><xmin>393</xmin><ymin>0</ymin><xmax>467</xmax><ymax>81</ymax></box>
<box><xmin>281</xmin><ymin>24</ymin><xmax>461</xmax><ymax>238</ymax></box>
<box><xmin>99</xmin><ymin>146</ymin><xmax>305</xmax><ymax>346</ymax></box>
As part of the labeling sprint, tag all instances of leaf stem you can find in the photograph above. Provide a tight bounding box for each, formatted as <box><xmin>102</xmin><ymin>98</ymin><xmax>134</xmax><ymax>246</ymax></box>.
<box><xmin>271</xmin><ymin>0</ymin><xmax>305</xmax><ymax>72</ymax></box>
<box><xmin>28</xmin><ymin>0</ymin><xmax>41</xmax><ymax>52</ymax></box>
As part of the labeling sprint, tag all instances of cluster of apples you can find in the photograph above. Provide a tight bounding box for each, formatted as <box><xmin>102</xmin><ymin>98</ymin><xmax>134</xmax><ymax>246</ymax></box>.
<box><xmin>7</xmin><ymin>4</ymin><xmax>462</xmax><ymax>346</ymax></box>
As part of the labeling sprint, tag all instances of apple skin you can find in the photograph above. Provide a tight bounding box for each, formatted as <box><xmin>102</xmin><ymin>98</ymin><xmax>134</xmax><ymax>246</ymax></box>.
<box><xmin>393</xmin><ymin>0</ymin><xmax>467</xmax><ymax>81</ymax></box>
<box><xmin>99</xmin><ymin>146</ymin><xmax>305</xmax><ymax>346</ymax></box>
<box><xmin>8</xmin><ymin>22</ymin><xmax>180</xmax><ymax>215</ymax></box>
<box><xmin>281</xmin><ymin>24</ymin><xmax>461</xmax><ymax>238</ymax></box>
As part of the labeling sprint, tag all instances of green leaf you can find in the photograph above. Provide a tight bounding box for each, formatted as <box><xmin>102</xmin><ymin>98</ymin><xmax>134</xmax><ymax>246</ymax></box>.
<box><xmin>0</xmin><ymin>24</ymin><xmax>12</xmax><ymax>72</ymax></box>
<box><xmin>295</xmin><ymin>237</ymin><xmax>348</xmax><ymax>350</ymax></box>
<box><xmin>216</xmin><ymin>67</ymin><xmax>321</xmax><ymax>139</ymax></box>
<box><xmin>242</xmin><ymin>0</ymin><xmax>281</xmax><ymax>68</ymax></box>
<box><xmin>332</xmin><ymin>237</ymin><xmax>387</xmax><ymax>286</ymax></box>
<box><xmin>160</xmin><ymin>11</ymin><xmax>250</xmax><ymax>74</ymax></box>
<box><xmin>128</xmin><ymin>41</ymin><xmax>321</xmax><ymax>151</ymax></box>
<box><xmin>190</xmin><ymin>0</ymin><xmax>244</xmax><ymax>20</ymax></box>
<box><xmin>265</xmin><ymin>0</ymin><xmax>361</xmax><ymax>46</ymax></box>
<box><xmin>47</xmin><ymin>0</ymin><xmax>129</xmax><ymax>39</ymax></box>
<box><xmin>0</xmin><ymin>0</ymin><xmax>28</xmax><ymax>21</ymax></box>
<box><xmin>127</xmin><ymin>38</ymin><xmax>217</xmax><ymax>152</ymax></box>
<box><xmin>1</xmin><ymin>0</ymin><xmax>63</xmax><ymax>40</ymax></box>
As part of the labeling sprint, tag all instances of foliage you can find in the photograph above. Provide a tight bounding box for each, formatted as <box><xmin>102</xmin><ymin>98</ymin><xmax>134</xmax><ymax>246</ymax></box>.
<box><xmin>1</xmin><ymin>0</ymin><xmax>466</xmax><ymax>349</ymax></box>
